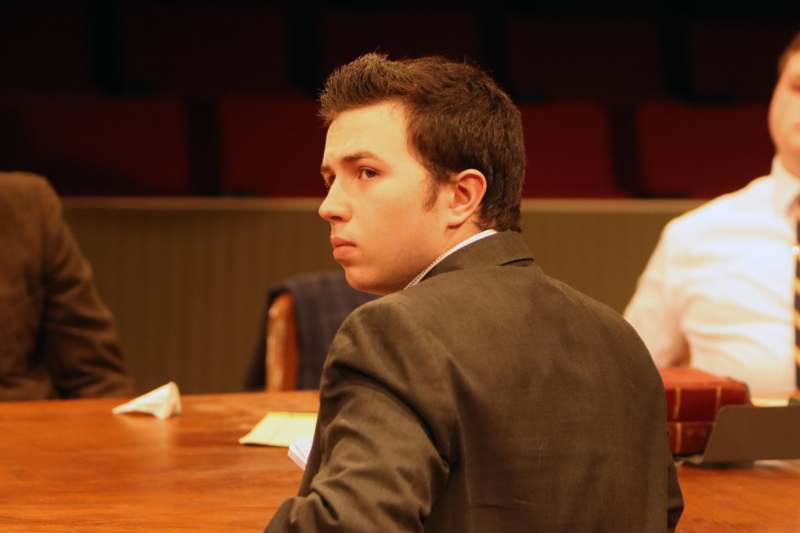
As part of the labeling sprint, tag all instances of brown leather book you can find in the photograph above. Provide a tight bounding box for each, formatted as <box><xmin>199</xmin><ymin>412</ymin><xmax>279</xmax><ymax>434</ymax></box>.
<box><xmin>667</xmin><ymin>420</ymin><xmax>713</xmax><ymax>455</ymax></box>
<box><xmin>660</xmin><ymin>367</ymin><xmax>750</xmax><ymax>422</ymax></box>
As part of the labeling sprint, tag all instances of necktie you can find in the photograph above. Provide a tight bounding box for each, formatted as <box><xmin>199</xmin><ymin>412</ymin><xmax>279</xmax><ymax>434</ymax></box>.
<box><xmin>796</xmin><ymin>219</ymin><xmax>800</xmax><ymax>389</ymax></box>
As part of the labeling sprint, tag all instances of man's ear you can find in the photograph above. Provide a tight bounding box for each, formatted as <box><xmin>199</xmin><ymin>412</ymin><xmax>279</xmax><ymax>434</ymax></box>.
<box><xmin>446</xmin><ymin>169</ymin><xmax>487</xmax><ymax>228</ymax></box>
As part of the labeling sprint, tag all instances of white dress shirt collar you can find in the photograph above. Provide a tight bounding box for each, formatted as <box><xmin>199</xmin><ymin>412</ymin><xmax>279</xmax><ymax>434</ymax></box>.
<box><xmin>405</xmin><ymin>229</ymin><xmax>498</xmax><ymax>289</ymax></box>
<box><xmin>771</xmin><ymin>156</ymin><xmax>800</xmax><ymax>217</ymax></box>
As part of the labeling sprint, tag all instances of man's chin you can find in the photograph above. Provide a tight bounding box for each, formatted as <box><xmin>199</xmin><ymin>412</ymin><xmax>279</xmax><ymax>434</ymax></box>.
<box><xmin>342</xmin><ymin>269</ymin><xmax>391</xmax><ymax>296</ymax></box>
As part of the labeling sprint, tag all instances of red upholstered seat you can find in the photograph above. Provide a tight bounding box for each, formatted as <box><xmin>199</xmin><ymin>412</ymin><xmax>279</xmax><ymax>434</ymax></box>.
<box><xmin>636</xmin><ymin>100</ymin><xmax>773</xmax><ymax>198</ymax></box>
<box><xmin>218</xmin><ymin>95</ymin><xmax>325</xmax><ymax>197</ymax></box>
<box><xmin>0</xmin><ymin>93</ymin><xmax>191</xmax><ymax>195</ymax></box>
<box><xmin>520</xmin><ymin>102</ymin><xmax>624</xmax><ymax>197</ymax></box>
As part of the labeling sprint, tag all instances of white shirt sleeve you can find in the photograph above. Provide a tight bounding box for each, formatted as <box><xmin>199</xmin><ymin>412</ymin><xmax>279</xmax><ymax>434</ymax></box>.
<box><xmin>624</xmin><ymin>225</ymin><xmax>688</xmax><ymax>367</ymax></box>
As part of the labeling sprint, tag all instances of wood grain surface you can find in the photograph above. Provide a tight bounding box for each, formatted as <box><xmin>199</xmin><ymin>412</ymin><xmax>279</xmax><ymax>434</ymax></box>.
<box><xmin>676</xmin><ymin>457</ymin><xmax>800</xmax><ymax>532</ymax></box>
<box><xmin>0</xmin><ymin>392</ymin><xmax>315</xmax><ymax>532</ymax></box>
<box><xmin>2</xmin><ymin>392</ymin><xmax>798</xmax><ymax>532</ymax></box>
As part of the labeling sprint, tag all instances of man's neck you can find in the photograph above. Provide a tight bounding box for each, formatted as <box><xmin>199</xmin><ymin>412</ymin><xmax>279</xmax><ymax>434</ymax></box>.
<box><xmin>778</xmin><ymin>154</ymin><xmax>800</xmax><ymax>180</ymax></box>
<box><xmin>440</xmin><ymin>223</ymin><xmax>486</xmax><ymax>255</ymax></box>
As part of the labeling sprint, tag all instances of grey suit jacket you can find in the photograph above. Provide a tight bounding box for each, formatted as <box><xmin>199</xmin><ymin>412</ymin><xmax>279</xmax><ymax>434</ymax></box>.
<box><xmin>0</xmin><ymin>172</ymin><xmax>134</xmax><ymax>400</ymax></box>
<box><xmin>266</xmin><ymin>231</ymin><xmax>683</xmax><ymax>532</ymax></box>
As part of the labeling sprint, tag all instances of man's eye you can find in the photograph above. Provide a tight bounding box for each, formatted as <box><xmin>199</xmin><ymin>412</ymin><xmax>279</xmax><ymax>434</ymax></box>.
<box><xmin>359</xmin><ymin>168</ymin><xmax>378</xmax><ymax>180</ymax></box>
<box><xmin>323</xmin><ymin>175</ymin><xmax>335</xmax><ymax>189</ymax></box>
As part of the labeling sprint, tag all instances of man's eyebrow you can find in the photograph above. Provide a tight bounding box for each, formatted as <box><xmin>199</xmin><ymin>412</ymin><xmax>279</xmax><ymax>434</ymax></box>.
<box><xmin>320</xmin><ymin>151</ymin><xmax>381</xmax><ymax>175</ymax></box>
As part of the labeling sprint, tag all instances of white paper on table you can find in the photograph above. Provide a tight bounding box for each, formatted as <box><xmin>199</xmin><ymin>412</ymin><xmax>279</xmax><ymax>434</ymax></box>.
<box><xmin>239</xmin><ymin>411</ymin><xmax>317</xmax><ymax>447</ymax></box>
<box><xmin>111</xmin><ymin>381</ymin><xmax>182</xmax><ymax>420</ymax></box>
<box><xmin>288</xmin><ymin>437</ymin><xmax>313</xmax><ymax>470</ymax></box>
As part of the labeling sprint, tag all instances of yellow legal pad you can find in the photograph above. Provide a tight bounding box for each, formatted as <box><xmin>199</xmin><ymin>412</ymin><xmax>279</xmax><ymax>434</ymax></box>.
<box><xmin>239</xmin><ymin>411</ymin><xmax>317</xmax><ymax>447</ymax></box>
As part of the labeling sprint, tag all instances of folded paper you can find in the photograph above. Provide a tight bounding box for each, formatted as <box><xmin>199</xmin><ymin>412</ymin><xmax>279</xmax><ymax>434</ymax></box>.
<box><xmin>112</xmin><ymin>381</ymin><xmax>182</xmax><ymax>420</ymax></box>
<box><xmin>239</xmin><ymin>411</ymin><xmax>317</xmax><ymax>447</ymax></box>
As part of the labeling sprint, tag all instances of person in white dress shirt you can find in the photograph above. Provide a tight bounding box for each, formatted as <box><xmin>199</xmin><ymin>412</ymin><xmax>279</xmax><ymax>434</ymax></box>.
<box><xmin>625</xmin><ymin>31</ymin><xmax>800</xmax><ymax>399</ymax></box>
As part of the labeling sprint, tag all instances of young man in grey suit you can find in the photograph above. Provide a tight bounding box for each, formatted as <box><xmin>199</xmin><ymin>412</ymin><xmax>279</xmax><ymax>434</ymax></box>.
<box><xmin>266</xmin><ymin>54</ymin><xmax>682</xmax><ymax>532</ymax></box>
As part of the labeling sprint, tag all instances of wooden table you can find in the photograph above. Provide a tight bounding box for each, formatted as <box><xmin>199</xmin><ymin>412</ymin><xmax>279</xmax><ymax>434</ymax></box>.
<box><xmin>677</xmin><ymin>458</ymin><xmax>800</xmax><ymax>532</ymax></box>
<box><xmin>1</xmin><ymin>392</ymin><xmax>315</xmax><ymax>532</ymax></box>
<box><xmin>2</xmin><ymin>392</ymin><xmax>799</xmax><ymax>532</ymax></box>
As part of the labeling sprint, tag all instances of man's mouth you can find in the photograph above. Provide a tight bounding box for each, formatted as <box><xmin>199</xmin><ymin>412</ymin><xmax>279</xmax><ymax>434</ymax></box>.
<box><xmin>331</xmin><ymin>236</ymin><xmax>356</xmax><ymax>260</ymax></box>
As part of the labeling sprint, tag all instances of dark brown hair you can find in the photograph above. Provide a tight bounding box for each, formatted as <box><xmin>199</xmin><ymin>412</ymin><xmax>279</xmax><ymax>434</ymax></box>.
<box><xmin>319</xmin><ymin>53</ymin><xmax>525</xmax><ymax>232</ymax></box>
<box><xmin>778</xmin><ymin>31</ymin><xmax>800</xmax><ymax>75</ymax></box>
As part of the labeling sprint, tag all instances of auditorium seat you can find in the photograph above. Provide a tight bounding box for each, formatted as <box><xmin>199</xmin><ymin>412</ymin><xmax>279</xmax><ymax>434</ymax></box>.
<box><xmin>218</xmin><ymin>95</ymin><xmax>325</xmax><ymax>196</ymax></box>
<box><xmin>636</xmin><ymin>100</ymin><xmax>772</xmax><ymax>198</ymax></box>
<box><xmin>519</xmin><ymin>102</ymin><xmax>625</xmax><ymax>197</ymax></box>
<box><xmin>317</xmin><ymin>9</ymin><xmax>483</xmax><ymax>82</ymax></box>
<box><xmin>0</xmin><ymin>1</ymin><xmax>92</xmax><ymax>90</ymax></box>
<box><xmin>119</xmin><ymin>2</ymin><xmax>290</xmax><ymax>95</ymax></box>
<box><xmin>505</xmin><ymin>17</ymin><xmax>665</xmax><ymax>102</ymax></box>
<box><xmin>0</xmin><ymin>93</ymin><xmax>191</xmax><ymax>195</ymax></box>
<box><xmin>686</xmin><ymin>21</ymin><xmax>797</xmax><ymax>101</ymax></box>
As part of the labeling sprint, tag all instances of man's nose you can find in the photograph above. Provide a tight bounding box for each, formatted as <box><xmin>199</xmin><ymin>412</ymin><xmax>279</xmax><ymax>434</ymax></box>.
<box><xmin>318</xmin><ymin>179</ymin><xmax>350</xmax><ymax>223</ymax></box>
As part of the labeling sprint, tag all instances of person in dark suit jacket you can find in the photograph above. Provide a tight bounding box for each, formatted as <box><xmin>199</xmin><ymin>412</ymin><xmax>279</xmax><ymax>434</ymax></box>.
<box><xmin>266</xmin><ymin>54</ymin><xmax>682</xmax><ymax>532</ymax></box>
<box><xmin>0</xmin><ymin>171</ymin><xmax>134</xmax><ymax>400</ymax></box>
